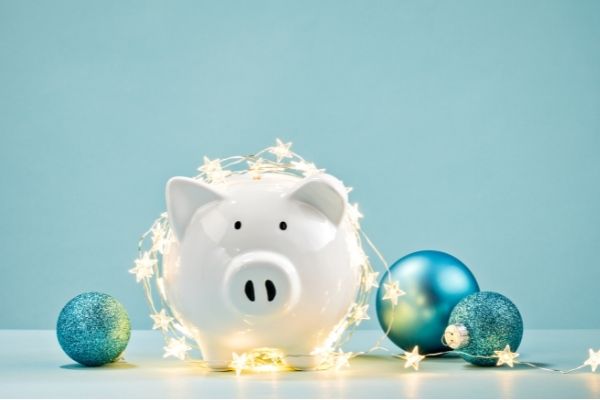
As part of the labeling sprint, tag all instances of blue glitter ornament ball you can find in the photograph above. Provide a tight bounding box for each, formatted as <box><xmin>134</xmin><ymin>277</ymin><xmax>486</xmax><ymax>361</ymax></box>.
<box><xmin>445</xmin><ymin>291</ymin><xmax>523</xmax><ymax>366</ymax></box>
<box><xmin>376</xmin><ymin>250</ymin><xmax>479</xmax><ymax>354</ymax></box>
<box><xmin>57</xmin><ymin>292</ymin><xmax>131</xmax><ymax>366</ymax></box>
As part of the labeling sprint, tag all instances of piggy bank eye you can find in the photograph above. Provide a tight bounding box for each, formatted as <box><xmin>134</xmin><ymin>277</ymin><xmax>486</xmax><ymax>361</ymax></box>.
<box><xmin>234</xmin><ymin>221</ymin><xmax>242</xmax><ymax>230</ymax></box>
<box><xmin>279</xmin><ymin>221</ymin><xmax>287</xmax><ymax>231</ymax></box>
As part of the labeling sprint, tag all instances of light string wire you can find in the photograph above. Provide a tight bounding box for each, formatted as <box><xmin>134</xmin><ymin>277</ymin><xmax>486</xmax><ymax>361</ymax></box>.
<box><xmin>435</xmin><ymin>336</ymin><xmax>592</xmax><ymax>374</ymax></box>
<box><xmin>394</xmin><ymin>347</ymin><xmax>592</xmax><ymax>374</ymax></box>
<box><xmin>130</xmin><ymin>139</ymin><xmax>600</xmax><ymax>375</ymax></box>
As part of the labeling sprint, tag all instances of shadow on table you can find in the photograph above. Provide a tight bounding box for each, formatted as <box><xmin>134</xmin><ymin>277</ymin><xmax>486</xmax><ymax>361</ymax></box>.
<box><xmin>198</xmin><ymin>354</ymin><xmax>454</xmax><ymax>382</ymax></box>
<box><xmin>462</xmin><ymin>362</ymin><xmax>554</xmax><ymax>370</ymax></box>
<box><xmin>60</xmin><ymin>361</ymin><xmax>138</xmax><ymax>370</ymax></box>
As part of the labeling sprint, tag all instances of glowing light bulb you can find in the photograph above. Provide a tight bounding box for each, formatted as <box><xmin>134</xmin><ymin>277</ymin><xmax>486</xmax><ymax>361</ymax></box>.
<box><xmin>230</xmin><ymin>352</ymin><xmax>248</xmax><ymax>376</ymax></box>
<box><xmin>382</xmin><ymin>280</ymin><xmax>405</xmax><ymax>306</ymax></box>
<box><xmin>150</xmin><ymin>309</ymin><xmax>174</xmax><ymax>331</ymax></box>
<box><xmin>349</xmin><ymin>304</ymin><xmax>370</xmax><ymax>326</ymax></box>
<box><xmin>494</xmin><ymin>345</ymin><xmax>519</xmax><ymax>368</ymax></box>
<box><xmin>334</xmin><ymin>351</ymin><xmax>353</xmax><ymax>370</ymax></box>
<box><xmin>584</xmin><ymin>348</ymin><xmax>600</xmax><ymax>372</ymax></box>
<box><xmin>401</xmin><ymin>346</ymin><xmax>425</xmax><ymax>371</ymax></box>
<box><xmin>163</xmin><ymin>337</ymin><xmax>191</xmax><ymax>360</ymax></box>
<box><xmin>129</xmin><ymin>251</ymin><xmax>156</xmax><ymax>282</ymax></box>
<box><xmin>268</xmin><ymin>138</ymin><xmax>293</xmax><ymax>161</ymax></box>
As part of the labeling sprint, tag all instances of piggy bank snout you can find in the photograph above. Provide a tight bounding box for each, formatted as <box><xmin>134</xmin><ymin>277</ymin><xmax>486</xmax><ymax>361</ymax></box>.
<box><xmin>225</xmin><ymin>252</ymin><xmax>300</xmax><ymax>316</ymax></box>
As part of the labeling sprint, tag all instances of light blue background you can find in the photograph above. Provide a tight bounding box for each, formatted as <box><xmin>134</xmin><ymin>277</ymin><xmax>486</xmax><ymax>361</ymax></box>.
<box><xmin>1</xmin><ymin>0</ymin><xmax>599</xmax><ymax>330</ymax></box>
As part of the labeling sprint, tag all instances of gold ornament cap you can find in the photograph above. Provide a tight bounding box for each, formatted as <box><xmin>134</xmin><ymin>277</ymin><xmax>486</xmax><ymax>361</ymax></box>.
<box><xmin>444</xmin><ymin>324</ymin><xmax>470</xmax><ymax>349</ymax></box>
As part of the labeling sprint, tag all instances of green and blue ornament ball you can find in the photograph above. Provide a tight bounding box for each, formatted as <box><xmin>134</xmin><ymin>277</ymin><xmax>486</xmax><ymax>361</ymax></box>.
<box><xmin>376</xmin><ymin>250</ymin><xmax>480</xmax><ymax>354</ymax></box>
<box><xmin>444</xmin><ymin>291</ymin><xmax>523</xmax><ymax>366</ymax></box>
<box><xmin>56</xmin><ymin>292</ymin><xmax>131</xmax><ymax>366</ymax></box>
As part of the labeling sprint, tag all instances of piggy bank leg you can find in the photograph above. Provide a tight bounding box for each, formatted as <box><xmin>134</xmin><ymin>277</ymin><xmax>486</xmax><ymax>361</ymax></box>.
<box><xmin>201</xmin><ymin>345</ymin><xmax>232</xmax><ymax>371</ymax></box>
<box><xmin>286</xmin><ymin>349</ymin><xmax>324</xmax><ymax>371</ymax></box>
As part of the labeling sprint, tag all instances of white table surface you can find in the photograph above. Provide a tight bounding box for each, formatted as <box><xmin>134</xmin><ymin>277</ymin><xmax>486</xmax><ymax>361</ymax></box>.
<box><xmin>1</xmin><ymin>329</ymin><xmax>599</xmax><ymax>398</ymax></box>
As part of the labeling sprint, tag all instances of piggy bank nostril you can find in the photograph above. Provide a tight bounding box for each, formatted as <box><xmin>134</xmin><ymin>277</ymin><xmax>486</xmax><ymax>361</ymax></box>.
<box><xmin>265</xmin><ymin>280</ymin><xmax>276</xmax><ymax>302</ymax></box>
<box><xmin>244</xmin><ymin>280</ymin><xmax>255</xmax><ymax>302</ymax></box>
<box><xmin>226</xmin><ymin>252</ymin><xmax>300</xmax><ymax>314</ymax></box>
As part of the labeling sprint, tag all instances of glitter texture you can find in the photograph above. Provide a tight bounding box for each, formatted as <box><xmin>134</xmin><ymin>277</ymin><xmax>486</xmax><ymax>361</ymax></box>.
<box><xmin>56</xmin><ymin>292</ymin><xmax>131</xmax><ymax>366</ymax></box>
<box><xmin>449</xmin><ymin>291</ymin><xmax>523</xmax><ymax>366</ymax></box>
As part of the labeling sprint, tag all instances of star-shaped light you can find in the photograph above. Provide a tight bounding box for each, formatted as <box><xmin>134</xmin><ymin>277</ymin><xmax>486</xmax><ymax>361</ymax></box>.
<box><xmin>150</xmin><ymin>309</ymin><xmax>174</xmax><ymax>331</ymax></box>
<box><xmin>349</xmin><ymin>304</ymin><xmax>370</xmax><ymax>326</ymax></box>
<box><xmin>382</xmin><ymin>280</ymin><xmax>406</xmax><ymax>306</ymax></box>
<box><xmin>268</xmin><ymin>138</ymin><xmax>293</xmax><ymax>161</ymax></box>
<box><xmin>400</xmin><ymin>346</ymin><xmax>425</xmax><ymax>371</ymax></box>
<box><xmin>198</xmin><ymin>156</ymin><xmax>220</xmax><ymax>174</ymax></box>
<box><xmin>231</xmin><ymin>352</ymin><xmax>248</xmax><ymax>376</ymax></box>
<box><xmin>129</xmin><ymin>251</ymin><xmax>156</xmax><ymax>282</ymax></box>
<box><xmin>150</xmin><ymin>224</ymin><xmax>166</xmax><ymax>254</ymax></box>
<box><xmin>291</xmin><ymin>160</ymin><xmax>323</xmax><ymax>177</ymax></box>
<box><xmin>163</xmin><ymin>337</ymin><xmax>191</xmax><ymax>360</ymax></box>
<box><xmin>346</xmin><ymin>203</ymin><xmax>363</xmax><ymax>227</ymax></box>
<box><xmin>494</xmin><ymin>345</ymin><xmax>520</xmax><ymax>367</ymax></box>
<box><xmin>334</xmin><ymin>351</ymin><xmax>353</xmax><ymax>370</ymax></box>
<box><xmin>584</xmin><ymin>348</ymin><xmax>600</xmax><ymax>372</ymax></box>
<box><xmin>198</xmin><ymin>156</ymin><xmax>230</xmax><ymax>183</ymax></box>
<box><xmin>362</xmin><ymin>271</ymin><xmax>379</xmax><ymax>290</ymax></box>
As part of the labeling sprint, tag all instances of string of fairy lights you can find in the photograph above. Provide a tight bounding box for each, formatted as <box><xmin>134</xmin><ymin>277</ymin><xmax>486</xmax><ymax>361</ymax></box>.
<box><xmin>130</xmin><ymin>139</ymin><xmax>599</xmax><ymax>375</ymax></box>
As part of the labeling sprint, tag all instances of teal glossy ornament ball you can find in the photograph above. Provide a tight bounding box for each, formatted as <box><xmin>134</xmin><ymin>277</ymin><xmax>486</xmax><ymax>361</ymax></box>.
<box><xmin>445</xmin><ymin>291</ymin><xmax>523</xmax><ymax>366</ymax></box>
<box><xmin>376</xmin><ymin>250</ymin><xmax>479</xmax><ymax>354</ymax></box>
<box><xmin>56</xmin><ymin>292</ymin><xmax>131</xmax><ymax>366</ymax></box>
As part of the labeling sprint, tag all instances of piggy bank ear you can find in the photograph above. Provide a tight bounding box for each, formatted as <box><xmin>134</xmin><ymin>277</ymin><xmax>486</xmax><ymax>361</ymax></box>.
<box><xmin>288</xmin><ymin>174</ymin><xmax>347</xmax><ymax>225</ymax></box>
<box><xmin>166</xmin><ymin>177</ymin><xmax>224</xmax><ymax>240</ymax></box>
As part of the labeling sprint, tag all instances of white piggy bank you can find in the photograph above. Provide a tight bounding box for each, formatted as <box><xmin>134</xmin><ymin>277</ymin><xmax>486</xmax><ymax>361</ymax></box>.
<box><xmin>162</xmin><ymin>172</ymin><xmax>361</xmax><ymax>370</ymax></box>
